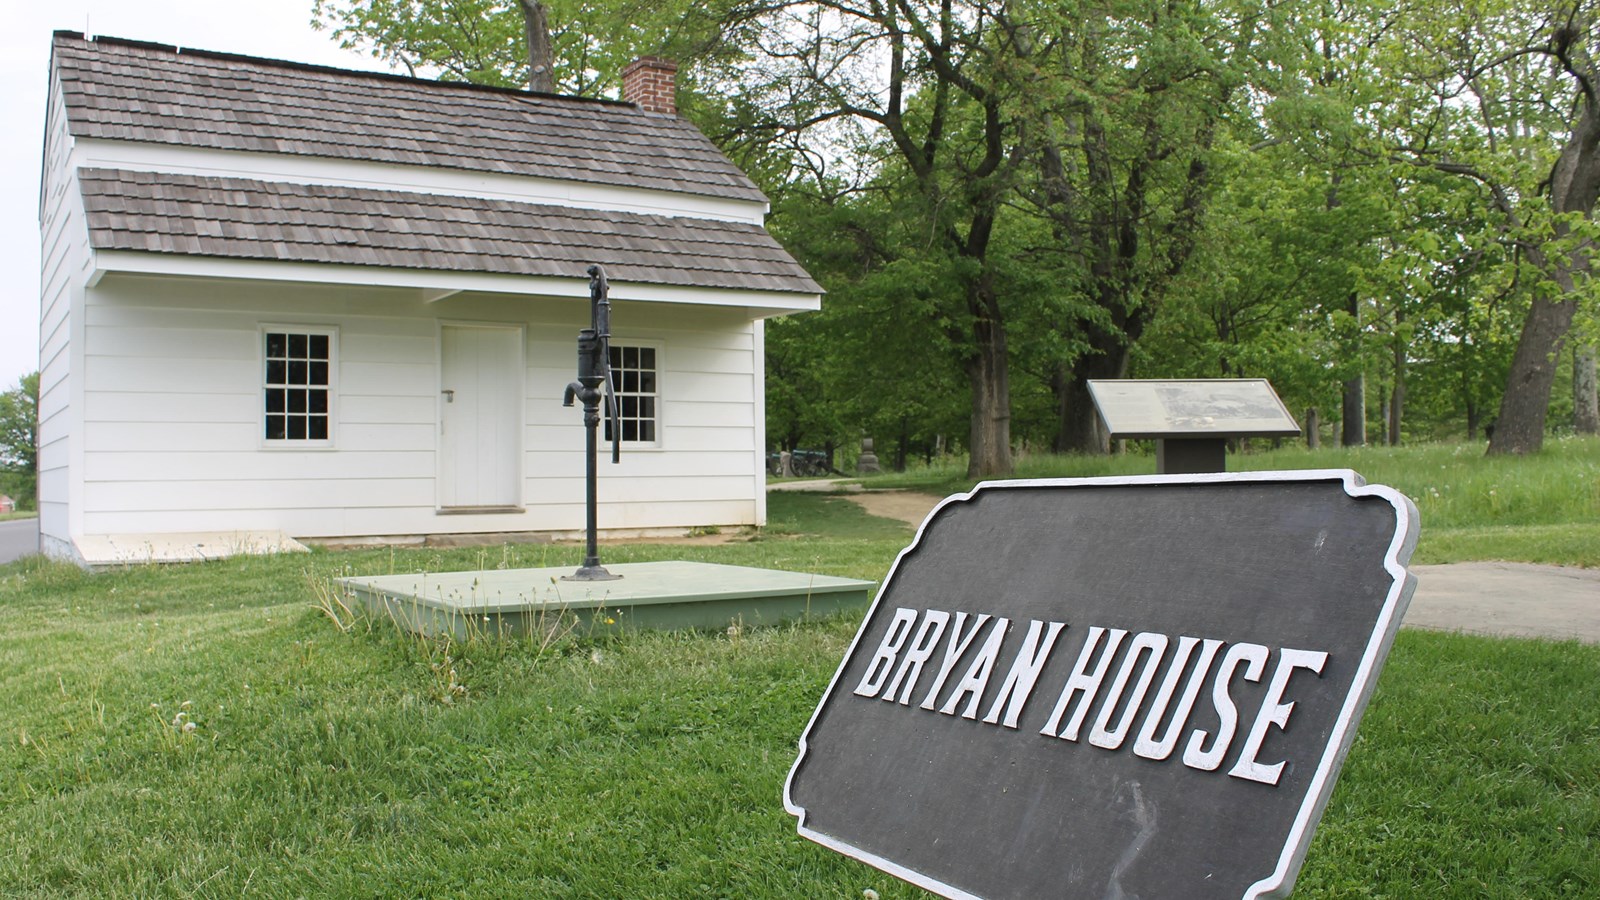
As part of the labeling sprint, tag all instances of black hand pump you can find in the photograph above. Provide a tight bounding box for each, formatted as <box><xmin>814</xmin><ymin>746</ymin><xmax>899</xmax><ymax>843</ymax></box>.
<box><xmin>561</xmin><ymin>264</ymin><xmax>623</xmax><ymax>581</ymax></box>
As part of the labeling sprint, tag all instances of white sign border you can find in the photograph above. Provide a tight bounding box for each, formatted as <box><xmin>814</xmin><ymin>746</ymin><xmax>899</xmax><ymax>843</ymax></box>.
<box><xmin>784</xmin><ymin>468</ymin><xmax>1420</xmax><ymax>900</ymax></box>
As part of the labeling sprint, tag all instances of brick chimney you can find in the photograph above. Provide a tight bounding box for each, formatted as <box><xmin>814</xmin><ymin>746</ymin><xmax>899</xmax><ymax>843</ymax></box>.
<box><xmin>622</xmin><ymin>57</ymin><xmax>678</xmax><ymax>116</ymax></box>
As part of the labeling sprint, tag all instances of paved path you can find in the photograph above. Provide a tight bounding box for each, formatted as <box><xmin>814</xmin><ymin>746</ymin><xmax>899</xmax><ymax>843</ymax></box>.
<box><xmin>1406</xmin><ymin>562</ymin><xmax>1600</xmax><ymax>643</ymax></box>
<box><xmin>832</xmin><ymin>489</ymin><xmax>1600</xmax><ymax>645</ymax></box>
<box><xmin>0</xmin><ymin>518</ymin><xmax>40</xmax><ymax>565</ymax></box>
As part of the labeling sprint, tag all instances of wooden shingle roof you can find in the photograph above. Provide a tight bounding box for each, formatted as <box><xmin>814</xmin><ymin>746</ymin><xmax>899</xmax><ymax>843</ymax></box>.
<box><xmin>51</xmin><ymin>32</ymin><xmax>768</xmax><ymax>205</ymax></box>
<box><xmin>79</xmin><ymin>169</ymin><xmax>824</xmax><ymax>295</ymax></box>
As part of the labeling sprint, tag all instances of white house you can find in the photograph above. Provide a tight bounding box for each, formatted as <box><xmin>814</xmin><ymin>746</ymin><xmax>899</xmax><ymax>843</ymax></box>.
<box><xmin>37</xmin><ymin>32</ymin><xmax>821</xmax><ymax>565</ymax></box>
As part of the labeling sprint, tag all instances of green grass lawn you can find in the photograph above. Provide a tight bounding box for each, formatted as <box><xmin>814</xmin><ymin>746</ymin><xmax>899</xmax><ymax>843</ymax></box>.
<box><xmin>860</xmin><ymin>435</ymin><xmax>1600</xmax><ymax>568</ymax></box>
<box><xmin>2</xmin><ymin>442</ymin><xmax>1597</xmax><ymax>897</ymax></box>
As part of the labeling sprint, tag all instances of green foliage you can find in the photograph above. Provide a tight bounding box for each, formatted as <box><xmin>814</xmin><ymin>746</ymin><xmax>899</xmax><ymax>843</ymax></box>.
<box><xmin>307</xmin><ymin>1</ymin><xmax>1599</xmax><ymax>453</ymax></box>
<box><xmin>311</xmin><ymin>0</ymin><xmax>745</xmax><ymax>94</ymax></box>
<box><xmin>0</xmin><ymin>372</ymin><xmax>38</xmax><ymax>509</ymax></box>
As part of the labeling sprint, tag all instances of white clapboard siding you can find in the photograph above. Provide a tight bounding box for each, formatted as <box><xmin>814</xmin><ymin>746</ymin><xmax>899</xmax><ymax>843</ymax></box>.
<box><xmin>87</xmin><ymin>477</ymin><xmax>438</xmax><ymax>513</ymax></box>
<box><xmin>521</xmin><ymin>450</ymin><xmax>755</xmax><ymax>481</ymax></box>
<box><xmin>84</xmin><ymin>450</ymin><xmax>435</xmax><ymax>482</ymax></box>
<box><xmin>340</xmin><ymin>395</ymin><xmax>437</xmax><ymax>425</ymax></box>
<box><xmin>83</xmin><ymin>391</ymin><xmax>257</xmax><ymax>424</ymax></box>
<box><xmin>61</xmin><ymin>271</ymin><xmax>768</xmax><ymax>544</ymax></box>
<box><xmin>84</xmin><ymin>325</ymin><xmax>257</xmax><ymax>361</ymax></box>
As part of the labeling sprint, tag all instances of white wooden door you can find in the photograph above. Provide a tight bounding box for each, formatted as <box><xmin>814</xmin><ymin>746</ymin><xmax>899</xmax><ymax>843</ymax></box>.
<box><xmin>439</xmin><ymin>325</ymin><xmax>523</xmax><ymax>509</ymax></box>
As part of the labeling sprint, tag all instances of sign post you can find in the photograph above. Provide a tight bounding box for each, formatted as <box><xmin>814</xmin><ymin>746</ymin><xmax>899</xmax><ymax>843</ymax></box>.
<box><xmin>1087</xmin><ymin>379</ymin><xmax>1302</xmax><ymax>474</ymax></box>
<box><xmin>787</xmin><ymin>470</ymin><xmax>1417</xmax><ymax>899</ymax></box>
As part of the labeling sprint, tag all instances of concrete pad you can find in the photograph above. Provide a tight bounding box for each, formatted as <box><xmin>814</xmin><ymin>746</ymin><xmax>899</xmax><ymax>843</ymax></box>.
<box><xmin>339</xmin><ymin>561</ymin><xmax>876</xmax><ymax>639</ymax></box>
<box><xmin>74</xmin><ymin>530</ymin><xmax>309</xmax><ymax>567</ymax></box>
<box><xmin>1407</xmin><ymin>562</ymin><xmax>1600</xmax><ymax>644</ymax></box>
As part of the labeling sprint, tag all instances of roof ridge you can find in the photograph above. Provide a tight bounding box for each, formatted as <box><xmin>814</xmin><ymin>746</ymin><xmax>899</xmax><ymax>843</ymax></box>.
<box><xmin>52</xmin><ymin>29</ymin><xmax>635</xmax><ymax>111</ymax></box>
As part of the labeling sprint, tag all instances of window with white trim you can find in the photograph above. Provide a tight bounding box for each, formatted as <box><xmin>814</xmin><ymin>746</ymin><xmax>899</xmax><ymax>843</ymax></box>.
<box><xmin>264</xmin><ymin>329</ymin><xmax>333</xmax><ymax>442</ymax></box>
<box><xmin>606</xmin><ymin>344</ymin><xmax>659</xmax><ymax>444</ymax></box>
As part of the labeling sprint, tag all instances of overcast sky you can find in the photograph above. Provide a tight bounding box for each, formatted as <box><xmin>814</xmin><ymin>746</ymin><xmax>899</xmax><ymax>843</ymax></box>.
<box><xmin>0</xmin><ymin>0</ymin><xmax>401</xmax><ymax>388</ymax></box>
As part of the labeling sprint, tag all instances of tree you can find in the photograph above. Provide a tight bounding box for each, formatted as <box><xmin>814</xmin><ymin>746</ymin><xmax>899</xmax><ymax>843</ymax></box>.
<box><xmin>1378</xmin><ymin>2</ymin><xmax>1600</xmax><ymax>454</ymax></box>
<box><xmin>519</xmin><ymin>1</ymin><xmax>555</xmax><ymax>92</ymax></box>
<box><xmin>0</xmin><ymin>372</ymin><xmax>38</xmax><ymax>509</ymax></box>
<box><xmin>312</xmin><ymin>0</ymin><xmax>737</xmax><ymax>95</ymax></box>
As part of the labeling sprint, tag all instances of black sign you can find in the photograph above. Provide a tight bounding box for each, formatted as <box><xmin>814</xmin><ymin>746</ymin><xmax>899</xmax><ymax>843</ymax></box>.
<box><xmin>786</xmin><ymin>471</ymin><xmax>1418</xmax><ymax>900</ymax></box>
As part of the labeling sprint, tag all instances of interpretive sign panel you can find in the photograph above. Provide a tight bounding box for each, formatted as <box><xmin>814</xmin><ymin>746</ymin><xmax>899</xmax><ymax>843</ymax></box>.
<box><xmin>786</xmin><ymin>470</ymin><xmax>1417</xmax><ymax>900</ymax></box>
<box><xmin>1087</xmin><ymin>379</ymin><xmax>1301</xmax><ymax>440</ymax></box>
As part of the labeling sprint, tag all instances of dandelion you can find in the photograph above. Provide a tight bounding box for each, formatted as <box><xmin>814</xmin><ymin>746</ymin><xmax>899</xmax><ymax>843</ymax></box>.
<box><xmin>864</xmin><ymin>890</ymin><xmax>880</xmax><ymax>900</ymax></box>
<box><xmin>181</xmin><ymin>721</ymin><xmax>196</xmax><ymax>734</ymax></box>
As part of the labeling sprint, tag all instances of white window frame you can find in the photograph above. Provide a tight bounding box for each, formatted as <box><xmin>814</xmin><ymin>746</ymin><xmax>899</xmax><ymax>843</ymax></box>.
<box><xmin>607</xmin><ymin>340</ymin><xmax>663</xmax><ymax>448</ymax></box>
<box><xmin>260</xmin><ymin>324</ymin><xmax>337</xmax><ymax>449</ymax></box>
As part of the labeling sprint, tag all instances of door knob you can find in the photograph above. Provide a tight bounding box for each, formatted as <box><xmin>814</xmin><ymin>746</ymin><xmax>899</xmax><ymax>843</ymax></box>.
<box><xmin>441</xmin><ymin>389</ymin><xmax>455</xmax><ymax>403</ymax></box>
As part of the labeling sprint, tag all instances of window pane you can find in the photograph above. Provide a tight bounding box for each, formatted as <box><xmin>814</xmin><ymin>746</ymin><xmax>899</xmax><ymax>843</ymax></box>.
<box><xmin>308</xmin><ymin>416</ymin><xmax>328</xmax><ymax>440</ymax></box>
<box><xmin>623</xmin><ymin>420</ymin><xmax>639</xmax><ymax>442</ymax></box>
<box><xmin>266</xmin><ymin>389</ymin><xmax>285</xmax><ymax>413</ymax></box>
<box><xmin>639</xmin><ymin>422</ymin><xmax>655</xmax><ymax>442</ymax></box>
<box><xmin>288</xmin><ymin>417</ymin><xmax>307</xmax><ymax>440</ymax></box>
<box><xmin>639</xmin><ymin>397</ymin><xmax>655</xmax><ymax>418</ymax></box>
<box><xmin>266</xmin><ymin>333</ymin><xmax>287</xmax><ymax>358</ymax></box>
<box><xmin>624</xmin><ymin>346</ymin><xmax>639</xmax><ymax>368</ymax></box>
<box><xmin>267</xmin><ymin>360</ymin><xmax>287</xmax><ymax>385</ymax></box>
<box><xmin>622</xmin><ymin>371</ymin><xmax>639</xmax><ymax>393</ymax></box>
<box><xmin>289</xmin><ymin>334</ymin><xmax>308</xmax><ymax>358</ymax></box>
<box><xmin>309</xmin><ymin>334</ymin><xmax>329</xmax><ymax>359</ymax></box>
<box><xmin>622</xmin><ymin>396</ymin><xmax>638</xmax><ymax>418</ymax></box>
<box><xmin>266</xmin><ymin>415</ymin><xmax>287</xmax><ymax>440</ymax></box>
<box><xmin>308</xmin><ymin>389</ymin><xmax>328</xmax><ymax>414</ymax></box>
<box><xmin>640</xmin><ymin>372</ymin><xmax>656</xmax><ymax>393</ymax></box>
<box><xmin>640</xmin><ymin>347</ymin><xmax>655</xmax><ymax>368</ymax></box>
<box><xmin>309</xmin><ymin>361</ymin><xmax>329</xmax><ymax>386</ymax></box>
<box><xmin>288</xmin><ymin>389</ymin><xmax>307</xmax><ymax>413</ymax></box>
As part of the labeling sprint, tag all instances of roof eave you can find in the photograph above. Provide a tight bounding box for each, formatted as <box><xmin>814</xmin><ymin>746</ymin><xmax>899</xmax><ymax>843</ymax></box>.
<box><xmin>88</xmin><ymin>249</ymin><xmax>822</xmax><ymax>315</ymax></box>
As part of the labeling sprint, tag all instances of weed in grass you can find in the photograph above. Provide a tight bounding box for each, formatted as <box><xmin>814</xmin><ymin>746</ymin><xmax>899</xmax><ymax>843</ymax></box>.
<box><xmin>308</xmin><ymin>570</ymin><xmax>360</xmax><ymax>633</ymax></box>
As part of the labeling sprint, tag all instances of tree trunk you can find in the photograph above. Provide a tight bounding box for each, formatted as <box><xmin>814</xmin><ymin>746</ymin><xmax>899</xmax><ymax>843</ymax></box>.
<box><xmin>1466</xmin><ymin>398</ymin><xmax>1480</xmax><ymax>442</ymax></box>
<box><xmin>1488</xmin><ymin>24</ymin><xmax>1598</xmax><ymax>453</ymax></box>
<box><xmin>1377</xmin><ymin>389</ymin><xmax>1390</xmax><ymax>446</ymax></box>
<box><xmin>518</xmin><ymin>1</ymin><xmax>555</xmax><ymax>93</ymax></box>
<box><xmin>966</xmin><ymin>319</ymin><xmax>1013</xmax><ymax>479</ymax></box>
<box><xmin>1054</xmin><ymin>340</ymin><xmax>1130</xmax><ymax>455</ymax></box>
<box><xmin>1306</xmin><ymin>407</ymin><xmax>1320</xmax><ymax>449</ymax></box>
<box><xmin>895</xmin><ymin>416</ymin><xmax>910</xmax><ymax>472</ymax></box>
<box><xmin>1488</xmin><ymin>295</ymin><xmax>1579</xmax><ymax>454</ymax></box>
<box><xmin>1057</xmin><ymin>376</ymin><xmax>1109</xmax><ymax>455</ymax></box>
<box><xmin>1576</xmin><ymin>344</ymin><xmax>1599</xmax><ymax>435</ymax></box>
<box><xmin>1390</xmin><ymin>330</ymin><xmax>1405</xmax><ymax>446</ymax></box>
<box><xmin>1340</xmin><ymin>373</ymin><xmax>1364</xmax><ymax>447</ymax></box>
<box><xmin>1339</xmin><ymin>282</ymin><xmax>1365</xmax><ymax>447</ymax></box>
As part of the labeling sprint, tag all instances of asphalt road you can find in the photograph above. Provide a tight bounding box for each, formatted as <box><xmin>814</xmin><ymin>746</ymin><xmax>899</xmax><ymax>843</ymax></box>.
<box><xmin>0</xmin><ymin>518</ymin><xmax>40</xmax><ymax>565</ymax></box>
